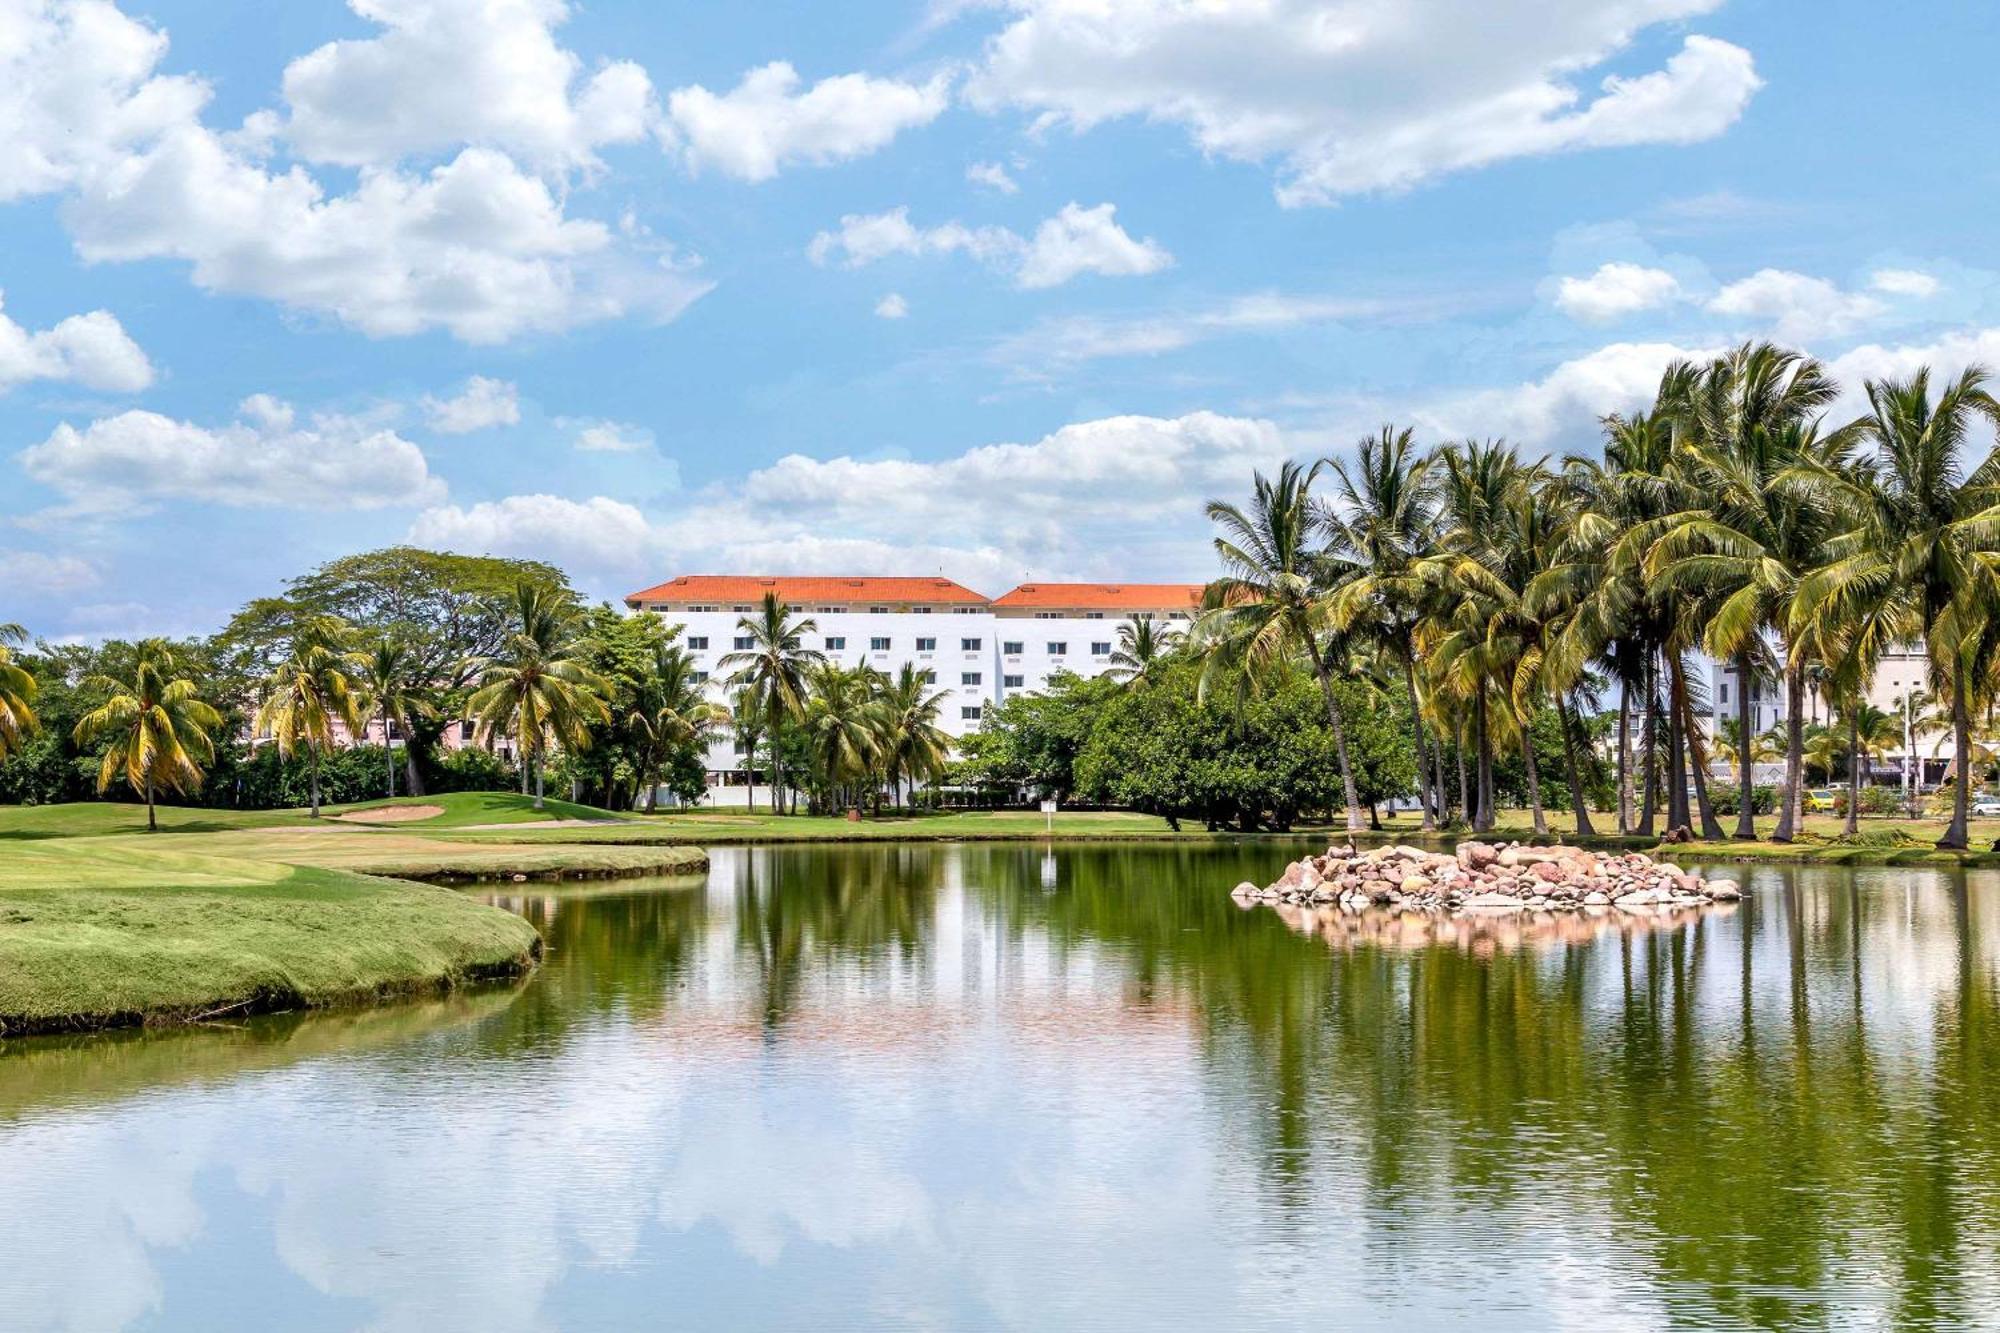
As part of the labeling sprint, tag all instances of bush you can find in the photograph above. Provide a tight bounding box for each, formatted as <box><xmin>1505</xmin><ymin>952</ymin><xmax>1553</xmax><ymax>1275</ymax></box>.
<box><xmin>1859</xmin><ymin>784</ymin><xmax>1904</xmax><ymax>816</ymax></box>
<box><xmin>1710</xmin><ymin>783</ymin><xmax>1777</xmax><ymax>816</ymax></box>
<box><xmin>428</xmin><ymin>745</ymin><xmax>519</xmax><ymax>794</ymax></box>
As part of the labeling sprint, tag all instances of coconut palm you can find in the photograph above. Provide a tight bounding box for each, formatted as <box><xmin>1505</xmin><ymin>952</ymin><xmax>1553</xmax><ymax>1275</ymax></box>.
<box><xmin>1104</xmin><ymin>616</ymin><xmax>1180</xmax><ymax>686</ymax></box>
<box><xmin>1195</xmin><ymin>460</ymin><xmax>1363</xmax><ymax>831</ymax></box>
<box><xmin>801</xmin><ymin>662</ymin><xmax>885</xmax><ymax>810</ymax></box>
<box><xmin>356</xmin><ymin>635</ymin><xmax>433</xmax><ymax>800</ymax></box>
<box><xmin>1649</xmin><ymin>343</ymin><xmax>1849</xmax><ymax>840</ymax></box>
<box><xmin>719</xmin><ymin>593</ymin><xmax>825</xmax><ymax>813</ymax></box>
<box><xmin>1323</xmin><ymin>425</ymin><xmax>1444</xmax><ymax>829</ymax></box>
<box><xmin>466</xmin><ymin>583</ymin><xmax>610</xmax><ymax>810</ymax></box>
<box><xmin>1799</xmin><ymin>366</ymin><xmax>2000</xmax><ymax>847</ymax></box>
<box><xmin>878</xmin><ymin>662</ymin><xmax>952</xmax><ymax>809</ymax></box>
<box><xmin>1715</xmin><ymin>717</ymin><xmax>1782</xmax><ymax>781</ymax></box>
<box><xmin>255</xmin><ymin>616</ymin><xmax>365</xmax><ymax>817</ymax></box>
<box><xmin>636</xmin><ymin>641</ymin><xmax>726</xmax><ymax>811</ymax></box>
<box><xmin>0</xmin><ymin>623</ymin><xmax>37</xmax><ymax>763</ymax></box>
<box><xmin>72</xmin><ymin>639</ymin><xmax>223</xmax><ymax>832</ymax></box>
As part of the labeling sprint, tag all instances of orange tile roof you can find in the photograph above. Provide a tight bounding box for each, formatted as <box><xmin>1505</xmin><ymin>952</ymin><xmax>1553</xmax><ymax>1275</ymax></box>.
<box><xmin>991</xmin><ymin>582</ymin><xmax>1205</xmax><ymax>611</ymax></box>
<box><xmin>625</xmin><ymin>575</ymin><xmax>991</xmax><ymax>608</ymax></box>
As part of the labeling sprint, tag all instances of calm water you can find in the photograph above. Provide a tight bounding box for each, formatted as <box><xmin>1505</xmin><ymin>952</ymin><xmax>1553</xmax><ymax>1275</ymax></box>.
<box><xmin>5</xmin><ymin>843</ymin><xmax>2000</xmax><ymax>1331</ymax></box>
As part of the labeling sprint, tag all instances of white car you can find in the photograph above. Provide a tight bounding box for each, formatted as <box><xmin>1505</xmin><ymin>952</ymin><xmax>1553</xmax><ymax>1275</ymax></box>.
<box><xmin>1974</xmin><ymin>797</ymin><xmax>2000</xmax><ymax>817</ymax></box>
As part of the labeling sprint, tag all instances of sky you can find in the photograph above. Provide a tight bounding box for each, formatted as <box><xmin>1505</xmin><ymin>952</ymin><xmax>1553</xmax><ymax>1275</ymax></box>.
<box><xmin>3</xmin><ymin>0</ymin><xmax>1998</xmax><ymax>641</ymax></box>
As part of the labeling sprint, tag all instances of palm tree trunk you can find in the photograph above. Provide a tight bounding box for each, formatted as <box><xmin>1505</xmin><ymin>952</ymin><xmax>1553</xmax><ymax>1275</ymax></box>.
<box><xmin>1311</xmin><ymin>655</ymin><xmax>1363</xmax><ymax>832</ymax></box>
<box><xmin>1678</xmin><ymin>684</ymin><xmax>1726</xmax><ymax>840</ymax></box>
<box><xmin>310</xmin><ymin>746</ymin><xmax>322</xmax><ymax>818</ymax></box>
<box><xmin>1473</xmin><ymin>694</ymin><xmax>1495</xmax><ymax>832</ymax></box>
<box><xmin>1616</xmin><ymin>685</ymin><xmax>1633</xmax><ymax>834</ymax></box>
<box><xmin>1636</xmin><ymin>655</ymin><xmax>1658</xmax><ymax>838</ymax></box>
<box><xmin>1729</xmin><ymin>650</ymin><xmax>1756</xmax><ymax>839</ymax></box>
<box><xmin>1402</xmin><ymin>655</ymin><xmax>1434</xmax><ymax>831</ymax></box>
<box><xmin>1774</xmin><ymin>661</ymin><xmax>1806</xmax><ymax>842</ymax></box>
<box><xmin>1557</xmin><ymin>694</ymin><xmax>1595</xmax><ymax>837</ymax></box>
<box><xmin>1432</xmin><ymin>736</ymin><xmax>1450</xmax><ymax>824</ymax></box>
<box><xmin>1456</xmin><ymin>741</ymin><xmax>1469</xmax><ymax>824</ymax></box>
<box><xmin>1940</xmin><ymin>684</ymin><xmax>1972</xmax><ymax>849</ymax></box>
<box><xmin>1521</xmin><ymin>716</ymin><xmax>1547</xmax><ymax>836</ymax></box>
<box><xmin>1846</xmin><ymin>707</ymin><xmax>1862</xmax><ymax>836</ymax></box>
<box><xmin>145</xmin><ymin>776</ymin><xmax>156</xmax><ymax>833</ymax></box>
<box><xmin>534</xmin><ymin>754</ymin><xmax>545</xmax><ymax>810</ymax></box>
<box><xmin>520</xmin><ymin>740</ymin><xmax>530</xmax><ymax>797</ymax></box>
<box><xmin>386</xmin><ymin>724</ymin><xmax>396</xmax><ymax>800</ymax></box>
<box><xmin>1665</xmin><ymin>685</ymin><xmax>1688</xmax><ymax>832</ymax></box>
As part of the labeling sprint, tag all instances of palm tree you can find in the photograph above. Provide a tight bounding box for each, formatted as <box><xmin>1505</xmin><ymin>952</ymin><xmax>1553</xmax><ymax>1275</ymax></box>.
<box><xmin>878</xmin><ymin>662</ymin><xmax>952</xmax><ymax>809</ymax></box>
<box><xmin>1650</xmin><ymin>342</ymin><xmax>1848</xmax><ymax>840</ymax></box>
<box><xmin>729</xmin><ymin>686</ymin><xmax>765</xmax><ymax>810</ymax></box>
<box><xmin>0</xmin><ymin>623</ymin><xmax>38</xmax><ymax>763</ymax></box>
<box><xmin>255</xmin><ymin>616</ymin><xmax>365</xmax><ymax>817</ymax></box>
<box><xmin>1196</xmin><ymin>460</ymin><xmax>1363</xmax><ymax>831</ymax></box>
<box><xmin>1323</xmin><ymin>425</ymin><xmax>1443</xmax><ymax>829</ymax></box>
<box><xmin>636</xmin><ymin>641</ymin><xmax>726</xmax><ymax>812</ymax></box>
<box><xmin>719</xmin><ymin>593</ymin><xmax>825</xmax><ymax>814</ymax></box>
<box><xmin>801</xmin><ymin>662</ymin><xmax>885</xmax><ymax>811</ymax></box>
<box><xmin>1104</xmin><ymin>616</ymin><xmax>1179</xmax><ymax>686</ymax></box>
<box><xmin>72</xmin><ymin>639</ymin><xmax>223</xmax><ymax>832</ymax></box>
<box><xmin>357</xmin><ymin>636</ymin><xmax>433</xmax><ymax>800</ymax></box>
<box><xmin>1715</xmin><ymin>716</ymin><xmax>1781</xmax><ymax>781</ymax></box>
<box><xmin>1799</xmin><ymin>366</ymin><xmax>2000</xmax><ymax>847</ymax></box>
<box><xmin>466</xmin><ymin>583</ymin><xmax>610</xmax><ymax>810</ymax></box>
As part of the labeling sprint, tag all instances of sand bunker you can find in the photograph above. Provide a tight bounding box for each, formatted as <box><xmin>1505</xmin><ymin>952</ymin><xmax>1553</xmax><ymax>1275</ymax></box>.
<box><xmin>335</xmin><ymin>804</ymin><xmax>447</xmax><ymax>825</ymax></box>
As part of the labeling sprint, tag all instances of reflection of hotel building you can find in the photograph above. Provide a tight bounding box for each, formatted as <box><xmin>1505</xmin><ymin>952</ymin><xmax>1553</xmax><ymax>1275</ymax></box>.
<box><xmin>622</xmin><ymin>575</ymin><xmax>1203</xmax><ymax>803</ymax></box>
<box><xmin>1706</xmin><ymin>643</ymin><xmax>1950</xmax><ymax>787</ymax></box>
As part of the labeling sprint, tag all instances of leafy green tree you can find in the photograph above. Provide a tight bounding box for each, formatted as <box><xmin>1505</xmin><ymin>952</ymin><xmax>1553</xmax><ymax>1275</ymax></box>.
<box><xmin>800</xmin><ymin>663</ymin><xmax>885</xmax><ymax>810</ymax></box>
<box><xmin>878</xmin><ymin>663</ymin><xmax>952</xmax><ymax>808</ymax></box>
<box><xmin>635</xmin><ymin>639</ymin><xmax>727</xmax><ymax>810</ymax></box>
<box><xmin>356</xmin><ymin>635</ymin><xmax>433</xmax><ymax>799</ymax></box>
<box><xmin>466</xmin><ymin>583</ymin><xmax>610</xmax><ymax>809</ymax></box>
<box><xmin>72</xmin><ymin>640</ymin><xmax>224</xmax><ymax>832</ymax></box>
<box><xmin>719</xmin><ymin>593</ymin><xmax>824</xmax><ymax>812</ymax></box>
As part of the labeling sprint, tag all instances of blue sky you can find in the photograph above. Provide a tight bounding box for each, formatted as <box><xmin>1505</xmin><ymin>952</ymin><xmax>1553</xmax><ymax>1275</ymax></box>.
<box><xmin>3</xmin><ymin>0</ymin><xmax>1997</xmax><ymax>640</ymax></box>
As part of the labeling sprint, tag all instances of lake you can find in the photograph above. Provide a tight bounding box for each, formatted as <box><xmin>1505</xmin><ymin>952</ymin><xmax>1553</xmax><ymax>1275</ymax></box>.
<box><xmin>4</xmin><ymin>842</ymin><xmax>1999</xmax><ymax>1330</ymax></box>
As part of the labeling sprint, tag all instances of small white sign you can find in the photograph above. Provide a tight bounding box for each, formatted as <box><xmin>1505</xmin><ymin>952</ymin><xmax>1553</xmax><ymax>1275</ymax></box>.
<box><xmin>1040</xmin><ymin>799</ymin><xmax>1057</xmax><ymax>814</ymax></box>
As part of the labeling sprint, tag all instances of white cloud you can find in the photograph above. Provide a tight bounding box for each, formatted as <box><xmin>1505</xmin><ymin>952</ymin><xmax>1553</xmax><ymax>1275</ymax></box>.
<box><xmin>278</xmin><ymin>0</ymin><xmax>658</xmax><ymax>172</ymax></box>
<box><xmin>1823</xmin><ymin>327</ymin><xmax>2000</xmax><ymax>421</ymax></box>
<box><xmin>1554</xmin><ymin>262</ymin><xmax>1682</xmax><ymax>322</ymax></box>
<box><xmin>1706</xmin><ymin>268</ymin><xmax>1884</xmax><ymax>342</ymax></box>
<box><xmin>19</xmin><ymin>397</ymin><xmax>444</xmax><ymax>512</ymax></box>
<box><xmin>0</xmin><ymin>293</ymin><xmax>153</xmax><ymax>393</ymax></box>
<box><xmin>990</xmin><ymin>290</ymin><xmax>1402</xmax><ymax>373</ymax></box>
<box><xmin>663</xmin><ymin>62</ymin><xmax>950</xmax><ymax>182</ymax></box>
<box><xmin>965</xmin><ymin>160</ymin><xmax>1018</xmax><ymax>193</ymax></box>
<box><xmin>809</xmin><ymin>202</ymin><xmax>1169</xmax><ymax>289</ymax></box>
<box><xmin>1416</xmin><ymin>340</ymin><xmax>1717</xmax><ymax>445</ymax></box>
<box><xmin>423</xmin><ymin>375</ymin><xmax>521</xmax><ymax>433</ymax></box>
<box><xmin>875</xmin><ymin>292</ymin><xmax>909</xmax><ymax>319</ymax></box>
<box><xmin>0</xmin><ymin>0</ymin><xmax>709</xmax><ymax>342</ymax></box>
<box><xmin>1015</xmin><ymin>202</ymin><xmax>1172</xmax><ymax>289</ymax></box>
<box><xmin>964</xmin><ymin>3</ymin><xmax>1760</xmax><ymax>206</ymax></box>
<box><xmin>1870</xmin><ymin>268</ymin><xmax>1941</xmax><ymax>299</ymax></box>
<box><xmin>407</xmin><ymin>493</ymin><xmax>664</xmax><ymax>575</ymax></box>
<box><xmin>0</xmin><ymin>549</ymin><xmax>100</xmax><ymax>593</ymax></box>
<box><xmin>572</xmin><ymin>419</ymin><xmax>651</xmax><ymax>452</ymax></box>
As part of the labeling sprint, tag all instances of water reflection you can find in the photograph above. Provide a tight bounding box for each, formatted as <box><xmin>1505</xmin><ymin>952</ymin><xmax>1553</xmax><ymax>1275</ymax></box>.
<box><xmin>3</xmin><ymin>845</ymin><xmax>2000</xmax><ymax>1329</ymax></box>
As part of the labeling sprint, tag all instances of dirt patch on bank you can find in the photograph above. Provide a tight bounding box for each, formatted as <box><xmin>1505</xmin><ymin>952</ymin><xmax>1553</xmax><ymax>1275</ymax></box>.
<box><xmin>336</xmin><ymin>805</ymin><xmax>447</xmax><ymax>825</ymax></box>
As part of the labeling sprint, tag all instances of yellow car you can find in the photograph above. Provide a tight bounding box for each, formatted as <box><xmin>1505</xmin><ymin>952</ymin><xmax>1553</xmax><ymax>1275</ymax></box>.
<box><xmin>1805</xmin><ymin>789</ymin><xmax>1840</xmax><ymax>813</ymax></box>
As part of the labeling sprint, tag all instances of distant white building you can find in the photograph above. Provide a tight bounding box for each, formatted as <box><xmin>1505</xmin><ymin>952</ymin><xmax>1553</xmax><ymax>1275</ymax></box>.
<box><xmin>1707</xmin><ymin>643</ymin><xmax>1950</xmax><ymax>788</ymax></box>
<box><xmin>622</xmin><ymin>575</ymin><xmax>1202</xmax><ymax>805</ymax></box>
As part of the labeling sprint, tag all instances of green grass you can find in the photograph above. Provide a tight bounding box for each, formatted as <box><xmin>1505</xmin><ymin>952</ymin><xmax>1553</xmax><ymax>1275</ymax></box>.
<box><xmin>323</xmin><ymin>791</ymin><xmax>634</xmax><ymax>827</ymax></box>
<box><xmin>445</xmin><ymin>808</ymin><xmax>1297</xmax><ymax>846</ymax></box>
<box><xmin>0</xmin><ymin>791</ymin><xmax>632</xmax><ymax>841</ymax></box>
<box><xmin>0</xmin><ymin>842</ymin><xmax>540</xmax><ymax>1035</ymax></box>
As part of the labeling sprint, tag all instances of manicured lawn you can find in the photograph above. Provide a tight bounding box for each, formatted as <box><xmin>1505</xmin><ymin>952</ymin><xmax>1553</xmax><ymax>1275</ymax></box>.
<box><xmin>0</xmin><ymin>791</ymin><xmax>633</xmax><ymax>840</ymax></box>
<box><xmin>441</xmin><ymin>808</ymin><xmax>1278</xmax><ymax>846</ymax></box>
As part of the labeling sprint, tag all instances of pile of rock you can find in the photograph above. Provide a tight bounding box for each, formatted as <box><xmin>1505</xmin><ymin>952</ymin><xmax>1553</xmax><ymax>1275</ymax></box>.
<box><xmin>1231</xmin><ymin>840</ymin><xmax>1741</xmax><ymax>914</ymax></box>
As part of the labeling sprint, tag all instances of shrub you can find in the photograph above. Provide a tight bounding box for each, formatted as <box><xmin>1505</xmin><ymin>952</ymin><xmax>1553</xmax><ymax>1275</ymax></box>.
<box><xmin>1859</xmin><ymin>784</ymin><xmax>1904</xmax><ymax>816</ymax></box>
<box><xmin>1710</xmin><ymin>783</ymin><xmax>1778</xmax><ymax>817</ymax></box>
<box><xmin>429</xmin><ymin>745</ymin><xmax>519</xmax><ymax>794</ymax></box>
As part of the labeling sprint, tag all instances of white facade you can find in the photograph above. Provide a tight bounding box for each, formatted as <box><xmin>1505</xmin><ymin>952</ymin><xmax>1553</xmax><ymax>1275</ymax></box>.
<box><xmin>624</xmin><ymin>577</ymin><xmax>1201</xmax><ymax>804</ymax></box>
<box><xmin>1706</xmin><ymin>644</ymin><xmax>1951</xmax><ymax>785</ymax></box>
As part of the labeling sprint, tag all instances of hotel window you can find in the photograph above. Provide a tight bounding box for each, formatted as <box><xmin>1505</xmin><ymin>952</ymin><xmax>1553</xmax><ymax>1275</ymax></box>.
<box><xmin>962</xmin><ymin>672</ymin><xmax>982</xmax><ymax>686</ymax></box>
<box><xmin>687</xmin><ymin>636</ymin><xmax>708</xmax><ymax>650</ymax></box>
<box><xmin>459</xmin><ymin>720</ymin><xmax>475</xmax><ymax>741</ymax></box>
<box><xmin>824</xmin><ymin>636</ymin><xmax>847</xmax><ymax>651</ymax></box>
<box><xmin>961</xmin><ymin>637</ymin><xmax>982</xmax><ymax>651</ymax></box>
<box><xmin>916</xmin><ymin>637</ymin><xmax>936</xmax><ymax>652</ymax></box>
<box><xmin>694</xmin><ymin>671</ymin><xmax>710</xmax><ymax>683</ymax></box>
<box><xmin>689</xmin><ymin>603</ymin><xmax>719</xmax><ymax>612</ymax></box>
<box><xmin>732</xmin><ymin>635</ymin><xmax>754</xmax><ymax>650</ymax></box>
<box><xmin>1047</xmin><ymin>641</ymin><xmax>1067</xmax><ymax>655</ymax></box>
<box><xmin>871</xmin><ymin>636</ymin><xmax>891</xmax><ymax>651</ymax></box>
<box><xmin>913</xmin><ymin>607</ymin><xmax>933</xmax><ymax>614</ymax></box>
<box><xmin>732</xmin><ymin>604</ymin><xmax>751</xmax><ymax>612</ymax></box>
<box><xmin>1035</xmin><ymin>611</ymin><xmax>1062</xmax><ymax>619</ymax></box>
<box><xmin>1085</xmin><ymin>611</ymin><xmax>1105</xmax><ymax>620</ymax></box>
<box><xmin>1720</xmin><ymin>682</ymin><xmax>1730</xmax><ymax>704</ymax></box>
<box><xmin>1003</xmin><ymin>640</ymin><xmax>1023</xmax><ymax>655</ymax></box>
<box><xmin>923</xmin><ymin>670</ymin><xmax>938</xmax><ymax>684</ymax></box>
<box><xmin>817</xmin><ymin>605</ymin><xmax>839</xmax><ymax>613</ymax></box>
<box><xmin>1091</xmin><ymin>642</ymin><xmax>1111</xmax><ymax>656</ymax></box>
<box><xmin>1003</xmin><ymin>674</ymin><xmax>1024</xmax><ymax>689</ymax></box>
<box><xmin>869</xmin><ymin>605</ymin><xmax>890</xmax><ymax>614</ymax></box>
<box><xmin>961</xmin><ymin>706</ymin><xmax>983</xmax><ymax>721</ymax></box>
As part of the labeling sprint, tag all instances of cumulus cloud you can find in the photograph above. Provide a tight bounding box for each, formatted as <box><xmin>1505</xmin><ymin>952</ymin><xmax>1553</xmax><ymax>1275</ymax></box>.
<box><xmin>965</xmin><ymin>160</ymin><xmax>1018</xmax><ymax>193</ymax></box>
<box><xmin>990</xmin><ymin>291</ymin><xmax>1406</xmax><ymax>374</ymax></box>
<box><xmin>875</xmin><ymin>292</ymin><xmax>909</xmax><ymax>319</ymax></box>
<box><xmin>809</xmin><ymin>202</ymin><xmax>1169</xmax><ymax>289</ymax></box>
<box><xmin>0</xmin><ymin>293</ymin><xmax>153</xmax><ymax>393</ymax></box>
<box><xmin>1415</xmin><ymin>340</ymin><xmax>1716</xmax><ymax>446</ymax></box>
<box><xmin>1554</xmin><ymin>262</ymin><xmax>1682</xmax><ymax>322</ymax></box>
<box><xmin>1706</xmin><ymin>269</ymin><xmax>1884</xmax><ymax>342</ymax></box>
<box><xmin>19</xmin><ymin>396</ymin><xmax>444</xmax><ymax>512</ymax></box>
<box><xmin>571</xmin><ymin>419</ymin><xmax>652</xmax><ymax>452</ymax></box>
<box><xmin>663</xmin><ymin>62</ymin><xmax>950</xmax><ymax>182</ymax></box>
<box><xmin>277</xmin><ymin>0</ymin><xmax>658</xmax><ymax>172</ymax></box>
<box><xmin>0</xmin><ymin>0</ymin><xmax>709</xmax><ymax>342</ymax></box>
<box><xmin>0</xmin><ymin>549</ymin><xmax>100</xmax><ymax>593</ymax></box>
<box><xmin>964</xmin><ymin>2</ymin><xmax>1760</xmax><ymax>205</ymax></box>
<box><xmin>423</xmin><ymin>375</ymin><xmax>521</xmax><ymax>433</ymax></box>
<box><xmin>1870</xmin><ymin>268</ymin><xmax>1941</xmax><ymax>299</ymax></box>
<box><xmin>407</xmin><ymin>493</ymin><xmax>664</xmax><ymax>576</ymax></box>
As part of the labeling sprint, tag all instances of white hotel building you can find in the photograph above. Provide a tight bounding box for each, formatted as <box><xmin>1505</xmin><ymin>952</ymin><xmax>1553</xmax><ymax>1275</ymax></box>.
<box><xmin>623</xmin><ymin>575</ymin><xmax>1202</xmax><ymax>804</ymax></box>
